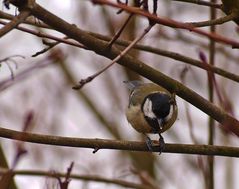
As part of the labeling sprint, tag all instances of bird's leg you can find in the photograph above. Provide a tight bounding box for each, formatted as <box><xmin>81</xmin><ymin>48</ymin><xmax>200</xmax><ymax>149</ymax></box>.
<box><xmin>144</xmin><ymin>134</ymin><xmax>159</xmax><ymax>152</ymax></box>
<box><xmin>145</xmin><ymin>134</ymin><xmax>154</xmax><ymax>152</ymax></box>
<box><xmin>158</xmin><ymin>133</ymin><xmax>165</xmax><ymax>154</ymax></box>
<box><xmin>144</xmin><ymin>133</ymin><xmax>165</xmax><ymax>154</ymax></box>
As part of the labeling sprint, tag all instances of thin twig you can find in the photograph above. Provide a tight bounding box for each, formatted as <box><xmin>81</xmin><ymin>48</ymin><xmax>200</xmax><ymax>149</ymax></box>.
<box><xmin>0</xmin><ymin>20</ymin><xmax>86</xmax><ymax>49</ymax></box>
<box><xmin>187</xmin><ymin>11</ymin><xmax>239</xmax><ymax>27</ymax></box>
<box><xmin>0</xmin><ymin>55</ymin><xmax>25</xmax><ymax>62</ymax></box>
<box><xmin>0</xmin><ymin>169</ymin><xmax>154</xmax><ymax>189</ymax></box>
<box><xmin>0</xmin><ymin>53</ymin><xmax>57</xmax><ymax>91</ymax></box>
<box><xmin>0</xmin><ymin>55</ymin><xmax>25</xmax><ymax>80</ymax></box>
<box><xmin>72</xmin><ymin>24</ymin><xmax>153</xmax><ymax>90</ymax></box>
<box><xmin>171</xmin><ymin>0</ymin><xmax>222</xmax><ymax>9</ymax></box>
<box><xmin>57</xmin><ymin>162</ymin><xmax>74</xmax><ymax>189</ymax></box>
<box><xmin>32</xmin><ymin>37</ymin><xmax>69</xmax><ymax>57</ymax></box>
<box><xmin>108</xmin><ymin>13</ymin><xmax>133</xmax><ymax>47</ymax></box>
<box><xmin>92</xmin><ymin>0</ymin><xmax>239</xmax><ymax>48</ymax></box>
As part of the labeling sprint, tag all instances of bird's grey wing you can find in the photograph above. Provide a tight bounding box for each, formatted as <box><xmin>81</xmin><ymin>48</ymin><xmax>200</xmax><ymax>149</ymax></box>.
<box><xmin>123</xmin><ymin>80</ymin><xmax>143</xmax><ymax>91</ymax></box>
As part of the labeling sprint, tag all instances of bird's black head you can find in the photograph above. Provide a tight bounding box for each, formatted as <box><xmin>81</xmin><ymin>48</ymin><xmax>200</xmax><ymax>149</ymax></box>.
<box><xmin>141</xmin><ymin>93</ymin><xmax>173</xmax><ymax>132</ymax></box>
<box><xmin>146</xmin><ymin>93</ymin><xmax>171</xmax><ymax>119</ymax></box>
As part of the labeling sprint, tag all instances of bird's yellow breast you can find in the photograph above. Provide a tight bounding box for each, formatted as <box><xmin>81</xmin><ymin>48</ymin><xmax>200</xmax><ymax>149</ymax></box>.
<box><xmin>126</xmin><ymin>103</ymin><xmax>177</xmax><ymax>134</ymax></box>
<box><xmin>126</xmin><ymin>104</ymin><xmax>153</xmax><ymax>133</ymax></box>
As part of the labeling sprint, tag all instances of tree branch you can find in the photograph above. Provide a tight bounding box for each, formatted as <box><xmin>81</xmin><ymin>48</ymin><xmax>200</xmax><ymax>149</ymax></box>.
<box><xmin>0</xmin><ymin>10</ymin><xmax>30</xmax><ymax>38</ymax></box>
<box><xmin>0</xmin><ymin>127</ymin><xmax>239</xmax><ymax>157</ymax></box>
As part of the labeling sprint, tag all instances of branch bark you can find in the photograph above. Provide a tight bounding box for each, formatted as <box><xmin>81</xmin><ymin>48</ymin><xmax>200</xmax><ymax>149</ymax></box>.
<box><xmin>0</xmin><ymin>127</ymin><xmax>239</xmax><ymax>157</ymax></box>
<box><xmin>0</xmin><ymin>10</ymin><xmax>30</xmax><ymax>38</ymax></box>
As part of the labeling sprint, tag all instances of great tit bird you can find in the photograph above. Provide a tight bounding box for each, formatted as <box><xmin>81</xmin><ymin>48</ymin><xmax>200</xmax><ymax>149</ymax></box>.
<box><xmin>125</xmin><ymin>81</ymin><xmax>178</xmax><ymax>152</ymax></box>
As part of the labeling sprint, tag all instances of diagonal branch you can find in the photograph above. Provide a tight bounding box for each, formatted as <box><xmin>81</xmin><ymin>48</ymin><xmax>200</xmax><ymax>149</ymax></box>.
<box><xmin>0</xmin><ymin>10</ymin><xmax>30</xmax><ymax>38</ymax></box>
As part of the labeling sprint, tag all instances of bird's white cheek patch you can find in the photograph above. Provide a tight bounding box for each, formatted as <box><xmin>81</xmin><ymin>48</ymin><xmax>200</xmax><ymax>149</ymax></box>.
<box><xmin>165</xmin><ymin>105</ymin><xmax>174</xmax><ymax>122</ymax></box>
<box><xmin>143</xmin><ymin>99</ymin><xmax>156</xmax><ymax>119</ymax></box>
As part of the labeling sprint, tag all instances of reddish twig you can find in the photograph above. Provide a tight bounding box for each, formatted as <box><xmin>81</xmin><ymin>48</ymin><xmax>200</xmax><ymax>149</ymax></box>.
<box><xmin>56</xmin><ymin>162</ymin><xmax>74</xmax><ymax>189</ymax></box>
<box><xmin>92</xmin><ymin>0</ymin><xmax>239</xmax><ymax>48</ymax></box>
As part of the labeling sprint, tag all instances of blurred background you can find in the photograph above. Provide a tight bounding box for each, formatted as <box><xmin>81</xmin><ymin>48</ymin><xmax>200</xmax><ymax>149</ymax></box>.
<box><xmin>0</xmin><ymin>0</ymin><xmax>239</xmax><ymax>188</ymax></box>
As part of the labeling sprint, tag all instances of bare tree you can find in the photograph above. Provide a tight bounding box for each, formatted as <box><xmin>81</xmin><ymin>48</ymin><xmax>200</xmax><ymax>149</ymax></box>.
<box><xmin>0</xmin><ymin>0</ymin><xmax>239</xmax><ymax>189</ymax></box>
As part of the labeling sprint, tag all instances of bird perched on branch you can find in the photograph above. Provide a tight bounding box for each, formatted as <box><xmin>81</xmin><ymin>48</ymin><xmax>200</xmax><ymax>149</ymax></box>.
<box><xmin>125</xmin><ymin>81</ymin><xmax>178</xmax><ymax>153</ymax></box>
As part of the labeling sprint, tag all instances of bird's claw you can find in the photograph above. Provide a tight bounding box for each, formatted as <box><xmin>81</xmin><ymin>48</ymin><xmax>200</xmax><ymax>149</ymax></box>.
<box><xmin>158</xmin><ymin>134</ymin><xmax>165</xmax><ymax>155</ymax></box>
<box><xmin>145</xmin><ymin>136</ymin><xmax>154</xmax><ymax>152</ymax></box>
<box><xmin>145</xmin><ymin>135</ymin><xmax>165</xmax><ymax>155</ymax></box>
